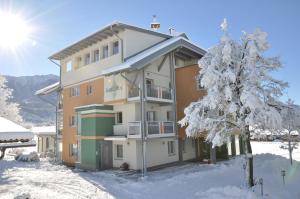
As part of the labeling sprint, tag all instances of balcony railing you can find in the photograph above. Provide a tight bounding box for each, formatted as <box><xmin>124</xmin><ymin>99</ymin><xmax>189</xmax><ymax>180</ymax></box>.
<box><xmin>128</xmin><ymin>122</ymin><xmax>141</xmax><ymax>136</ymax></box>
<box><xmin>127</xmin><ymin>121</ymin><xmax>174</xmax><ymax>137</ymax></box>
<box><xmin>127</xmin><ymin>84</ymin><xmax>172</xmax><ymax>102</ymax></box>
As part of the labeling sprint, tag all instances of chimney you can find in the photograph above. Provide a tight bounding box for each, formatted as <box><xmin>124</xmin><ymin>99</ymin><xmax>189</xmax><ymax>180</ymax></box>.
<box><xmin>169</xmin><ymin>27</ymin><xmax>176</xmax><ymax>35</ymax></box>
<box><xmin>150</xmin><ymin>15</ymin><xmax>160</xmax><ymax>31</ymax></box>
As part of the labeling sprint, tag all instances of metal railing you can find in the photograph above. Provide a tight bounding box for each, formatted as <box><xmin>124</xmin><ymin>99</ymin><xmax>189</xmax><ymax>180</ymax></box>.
<box><xmin>147</xmin><ymin>121</ymin><xmax>160</xmax><ymax>135</ymax></box>
<box><xmin>127</xmin><ymin>121</ymin><xmax>174</xmax><ymax>136</ymax></box>
<box><xmin>127</xmin><ymin>84</ymin><xmax>172</xmax><ymax>101</ymax></box>
<box><xmin>163</xmin><ymin>121</ymin><xmax>174</xmax><ymax>134</ymax></box>
<box><xmin>128</xmin><ymin>122</ymin><xmax>141</xmax><ymax>135</ymax></box>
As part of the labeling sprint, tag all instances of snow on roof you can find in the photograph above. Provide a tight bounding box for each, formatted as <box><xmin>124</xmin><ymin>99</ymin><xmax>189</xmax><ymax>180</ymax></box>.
<box><xmin>101</xmin><ymin>36</ymin><xmax>206</xmax><ymax>76</ymax></box>
<box><xmin>0</xmin><ymin>117</ymin><xmax>33</xmax><ymax>141</ymax></box>
<box><xmin>35</xmin><ymin>82</ymin><xmax>59</xmax><ymax>96</ymax></box>
<box><xmin>31</xmin><ymin>126</ymin><xmax>56</xmax><ymax>136</ymax></box>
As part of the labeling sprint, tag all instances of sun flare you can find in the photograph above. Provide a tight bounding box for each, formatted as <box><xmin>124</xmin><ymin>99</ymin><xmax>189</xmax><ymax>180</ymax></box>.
<box><xmin>0</xmin><ymin>11</ymin><xmax>32</xmax><ymax>49</ymax></box>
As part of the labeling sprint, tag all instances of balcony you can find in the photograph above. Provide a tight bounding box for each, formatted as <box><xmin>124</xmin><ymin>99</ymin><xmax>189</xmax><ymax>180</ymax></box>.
<box><xmin>127</xmin><ymin>85</ymin><xmax>173</xmax><ymax>104</ymax></box>
<box><xmin>127</xmin><ymin>121</ymin><xmax>175</xmax><ymax>138</ymax></box>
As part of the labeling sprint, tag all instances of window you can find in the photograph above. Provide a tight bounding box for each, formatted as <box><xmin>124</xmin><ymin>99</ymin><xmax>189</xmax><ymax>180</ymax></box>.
<box><xmin>115</xmin><ymin>144</ymin><xmax>123</xmax><ymax>159</ymax></box>
<box><xmin>167</xmin><ymin>111</ymin><xmax>174</xmax><ymax>121</ymax></box>
<box><xmin>76</xmin><ymin>57</ymin><xmax>82</xmax><ymax>67</ymax></box>
<box><xmin>168</xmin><ymin>141</ymin><xmax>175</xmax><ymax>155</ymax></box>
<box><xmin>147</xmin><ymin>111</ymin><xmax>155</xmax><ymax>121</ymax></box>
<box><xmin>93</xmin><ymin>49</ymin><xmax>99</xmax><ymax>62</ymax></box>
<box><xmin>70</xmin><ymin>86</ymin><xmax>80</xmax><ymax>97</ymax></box>
<box><xmin>112</xmin><ymin>41</ymin><xmax>119</xmax><ymax>55</ymax></box>
<box><xmin>116</xmin><ymin>112</ymin><xmax>123</xmax><ymax>124</ymax></box>
<box><xmin>87</xmin><ymin>85</ymin><xmax>93</xmax><ymax>95</ymax></box>
<box><xmin>69</xmin><ymin>143</ymin><xmax>78</xmax><ymax>157</ymax></box>
<box><xmin>46</xmin><ymin>137</ymin><xmax>49</xmax><ymax>149</ymax></box>
<box><xmin>196</xmin><ymin>76</ymin><xmax>204</xmax><ymax>90</ymax></box>
<box><xmin>69</xmin><ymin>115</ymin><xmax>77</xmax><ymax>127</ymax></box>
<box><xmin>102</xmin><ymin>45</ymin><xmax>109</xmax><ymax>59</ymax></box>
<box><xmin>66</xmin><ymin>61</ymin><xmax>72</xmax><ymax>72</ymax></box>
<box><xmin>84</xmin><ymin>53</ymin><xmax>90</xmax><ymax>65</ymax></box>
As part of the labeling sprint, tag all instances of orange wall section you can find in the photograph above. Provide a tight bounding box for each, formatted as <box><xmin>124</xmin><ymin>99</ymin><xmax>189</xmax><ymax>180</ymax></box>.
<box><xmin>175</xmin><ymin>64</ymin><xmax>206</xmax><ymax>139</ymax></box>
<box><xmin>62</xmin><ymin>78</ymin><xmax>105</xmax><ymax>165</ymax></box>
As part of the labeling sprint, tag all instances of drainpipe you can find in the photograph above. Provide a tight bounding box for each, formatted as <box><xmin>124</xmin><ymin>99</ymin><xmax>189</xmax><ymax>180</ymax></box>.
<box><xmin>110</xmin><ymin>25</ymin><xmax>124</xmax><ymax>63</ymax></box>
<box><xmin>49</xmin><ymin>58</ymin><xmax>62</xmax><ymax>163</ymax></box>
<box><xmin>140</xmin><ymin>69</ymin><xmax>147</xmax><ymax>177</ymax></box>
<box><xmin>169</xmin><ymin>52</ymin><xmax>180</xmax><ymax>161</ymax></box>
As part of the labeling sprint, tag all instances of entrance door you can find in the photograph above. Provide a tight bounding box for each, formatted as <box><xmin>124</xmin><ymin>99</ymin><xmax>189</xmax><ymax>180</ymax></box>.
<box><xmin>98</xmin><ymin>141</ymin><xmax>112</xmax><ymax>170</ymax></box>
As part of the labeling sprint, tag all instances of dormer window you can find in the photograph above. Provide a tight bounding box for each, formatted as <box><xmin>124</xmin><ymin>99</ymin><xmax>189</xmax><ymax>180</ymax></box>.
<box><xmin>84</xmin><ymin>53</ymin><xmax>90</xmax><ymax>65</ymax></box>
<box><xmin>112</xmin><ymin>41</ymin><xmax>119</xmax><ymax>55</ymax></box>
<box><xmin>103</xmin><ymin>45</ymin><xmax>109</xmax><ymax>59</ymax></box>
<box><xmin>93</xmin><ymin>49</ymin><xmax>99</xmax><ymax>62</ymax></box>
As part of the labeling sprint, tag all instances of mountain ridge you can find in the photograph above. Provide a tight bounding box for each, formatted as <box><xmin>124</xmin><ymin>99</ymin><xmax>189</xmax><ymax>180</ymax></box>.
<box><xmin>4</xmin><ymin>74</ymin><xmax>59</xmax><ymax>125</ymax></box>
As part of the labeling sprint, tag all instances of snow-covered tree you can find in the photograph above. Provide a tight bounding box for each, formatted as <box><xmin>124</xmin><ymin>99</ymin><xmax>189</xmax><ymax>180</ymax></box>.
<box><xmin>0</xmin><ymin>75</ymin><xmax>23</xmax><ymax>123</ymax></box>
<box><xmin>179</xmin><ymin>19</ymin><xmax>287</xmax><ymax>187</ymax></box>
<box><xmin>278</xmin><ymin>99</ymin><xmax>300</xmax><ymax>165</ymax></box>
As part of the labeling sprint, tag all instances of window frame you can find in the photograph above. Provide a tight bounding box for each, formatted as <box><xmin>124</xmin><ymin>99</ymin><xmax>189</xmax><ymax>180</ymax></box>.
<box><xmin>115</xmin><ymin>144</ymin><xmax>123</xmax><ymax>159</ymax></box>
<box><xmin>196</xmin><ymin>76</ymin><xmax>205</xmax><ymax>90</ymax></box>
<box><xmin>93</xmin><ymin>49</ymin><xmax>100</xmax><ymax>62</ymax></box>
<box><xmin>69</xmin><ymin>115</ymin><xmax>77</xmax><ymax>127</ymax></box>
<box><xmin>146</xmin><ymin>111</ymin><xmax>155</xmax><ymax>121</ymax></box>
<box><xmin>84</xmin><ymin>53</ymin><xmax>90</xmax><ymax>65</ymax></box>
<box><xmin>69</xmin><ymin>143</ymin><xmax>78</xmax><ymax>157</ymax></box>
<box><xmin>102</xmin><ymin>45</ymin><xmax>109</xmax><ymax>59</ymax></box>
<box><xmin>168</xmin><ymin>141</ymin><xmax>175</xmax><ymax>156</ymax></box>
<box><xmin>112</xmin><ymin>41</ymin><xmax>119</xmax><ymax>55</ymax></box>
<box><xmin>86</xmin><ymin>85</ymin><xmax>93</xmax><ymax>95</ymax></box>
<box><xmin>70</xmin><ymin>86</ymin><xmax>80</xmax><ymax>97</ymax></box>
<box><xmin>115</xmin><ymin>112</ymin><xmax>123</xmax><ymax>124</ymax></box>
<box><xmin>167</xmin><ymin>111</ymin><xmax>173</xmax><ymax>121</ymax></box>
<box><xmin>66</xmin><ymin>61</ymin><xmax>72</xmax><ymax>72</ymax></box>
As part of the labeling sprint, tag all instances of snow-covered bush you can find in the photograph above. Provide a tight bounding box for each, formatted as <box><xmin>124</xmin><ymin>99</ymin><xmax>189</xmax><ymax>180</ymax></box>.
<box><xmin>0</xmin><ymin>75</ymin><xmax>23</xmax><ymax>123</ymax></box>
<box><xmin>15</xmin><ymin>152</ymin><xmax>40</xmax><ymax>162</ymax></box>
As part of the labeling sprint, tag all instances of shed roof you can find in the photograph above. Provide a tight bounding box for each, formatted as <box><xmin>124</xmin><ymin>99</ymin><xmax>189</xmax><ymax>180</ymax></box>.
<box><xmin>35</xmin><ymin>82</ymin><xmax>59</xmax><ymax>96</ymax></box>
<box><xmin>0</xmin><ymin>117</ymin><xmax>33</xmax><ymax>142</ymax></box>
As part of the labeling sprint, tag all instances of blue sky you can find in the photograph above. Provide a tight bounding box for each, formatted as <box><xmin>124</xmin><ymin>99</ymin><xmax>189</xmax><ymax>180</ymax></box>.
<box><xmin>0</xmin><ymin>0</ymin><xmax>299</xmax><ymax>103</ymax></box>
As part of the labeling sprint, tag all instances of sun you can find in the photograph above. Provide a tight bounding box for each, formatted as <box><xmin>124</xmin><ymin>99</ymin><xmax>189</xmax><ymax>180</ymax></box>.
<box><xmin>0</xmin><ymin>11</ymin><xmax>32</xmax><ymax>49</ymax></box>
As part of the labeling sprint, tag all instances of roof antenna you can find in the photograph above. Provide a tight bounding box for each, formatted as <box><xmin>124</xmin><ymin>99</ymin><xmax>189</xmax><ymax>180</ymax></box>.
<box><xmin>150</xmin><ymin>15</ymin><xmax>160</xmax><ymax>31</ymax></box>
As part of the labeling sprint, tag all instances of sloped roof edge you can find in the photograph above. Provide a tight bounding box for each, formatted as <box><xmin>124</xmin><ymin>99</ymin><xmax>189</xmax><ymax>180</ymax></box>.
<box><xmin>101</xmin><ymin>36</ymin><xmax>206</xmax><ymax>76</ymax></box>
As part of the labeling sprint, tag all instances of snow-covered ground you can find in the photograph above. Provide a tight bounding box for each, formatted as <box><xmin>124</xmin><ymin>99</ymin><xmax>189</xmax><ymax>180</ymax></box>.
<box><xmin>1</xmin><ymin>142</ymin><xmax>300</xmax><ymax>199</ymax></box>
<box><xmin>252</xmin><ymin>141</ymin><xmax>300</xmax><ymax>161</ymax></box>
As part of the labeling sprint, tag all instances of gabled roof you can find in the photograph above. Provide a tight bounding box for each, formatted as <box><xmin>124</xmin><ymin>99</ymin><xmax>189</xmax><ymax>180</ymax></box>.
<box><xmin>35</xmin><ymin>82</ymin><xmax>59</xmax><ymax>96</ymax></box>
<box><xmin>49</xmin><ymin>22</ymin><xmax>172</xmax><ymax>60</ymax></box>
<box><xmin>101</xmin><ymin>36</ymin><xmax>206</xmax><ymax>76</ymax></box>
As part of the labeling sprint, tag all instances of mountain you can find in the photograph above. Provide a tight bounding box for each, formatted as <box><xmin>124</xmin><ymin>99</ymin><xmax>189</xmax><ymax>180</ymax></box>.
<box><xmin>4</xmin><ymin>74</ymin><xmax>59</xmax><ymax>125</ymax></box>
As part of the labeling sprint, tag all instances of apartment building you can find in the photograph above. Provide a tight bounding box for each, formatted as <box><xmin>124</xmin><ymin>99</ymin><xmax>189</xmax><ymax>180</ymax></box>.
<box><xmin>46</xmin><ymin>22</ymin><xmax>240</xmax><ymax>170</ymax></box>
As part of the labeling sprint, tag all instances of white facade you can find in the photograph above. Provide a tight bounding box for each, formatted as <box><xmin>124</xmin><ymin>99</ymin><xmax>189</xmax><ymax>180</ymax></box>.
<box><xmin>111</xmin><ymin>138</ymin><xmax>179</xmax><ymax>170</ymax></box>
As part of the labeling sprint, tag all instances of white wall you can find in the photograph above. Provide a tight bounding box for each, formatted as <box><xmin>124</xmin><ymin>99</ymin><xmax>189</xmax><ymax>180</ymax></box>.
<box><xmin>112</xmin><ymin>138</ymin><xmax>179</xmax><ymax>170</ymax></box>
<box><xmin>182</xmin><ymin>138</ymin><xmax>196</xmax><ymax>161</ymax></box>
<box><xmin>104</xmin><ymin>74</ymin><xmax>127</xmax><ymax>102</ymax></box>
<box><xmin>113</xmin><ymin>104</ymin><xmax>137</xmax><ymax>136</ymax></box>
<box><xmin>123</xmin><ymin>29</ymin><xmax>165</xmax><ymax>58</ymax></box>
<box><xmin>112</xmin><ymin>140</ymin><xmax>138</xmax><ymax>170</ymax></box>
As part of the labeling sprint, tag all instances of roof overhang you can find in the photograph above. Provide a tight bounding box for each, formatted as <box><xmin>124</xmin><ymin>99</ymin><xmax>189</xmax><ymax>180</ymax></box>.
<box><xmin>49</xmin><ymin>22</ymin><xmax>172</xmax><ymax>61</ymax></box>
<box><xmin>35</xmin><ymin>82</ymin><xmax>60</xmax><ymax>96</ymax></box>
<box><xmin>101</xmin><ymin>36</ymin><xmax>206</xmax><ymax>76</ymax></box>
